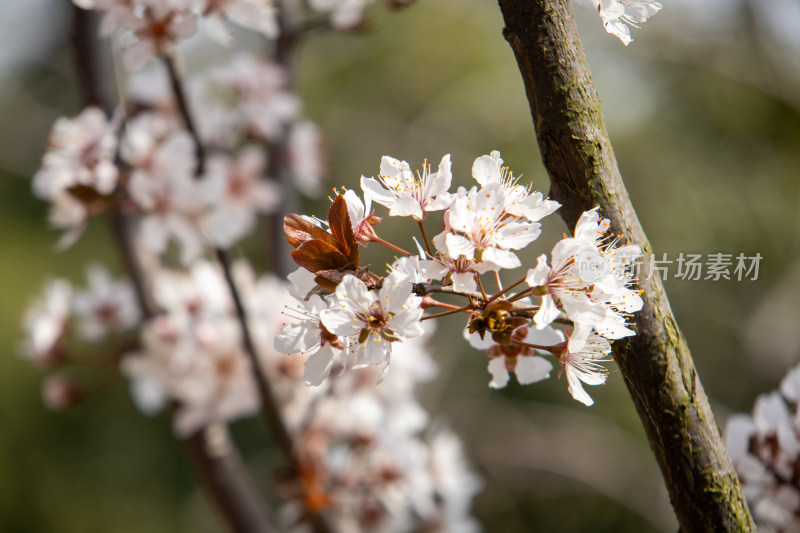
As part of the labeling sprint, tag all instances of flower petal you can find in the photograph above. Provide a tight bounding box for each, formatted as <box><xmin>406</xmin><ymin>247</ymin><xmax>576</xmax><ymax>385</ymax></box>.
<box><xmin>487</xmin><ymin>357</ymin><xmax>510</xmax><ymax>389</ymax></box>
<box><xmin>514</xmin><ymin>356</ymin><xmax>553</xmax><ymax>385</ymax></box>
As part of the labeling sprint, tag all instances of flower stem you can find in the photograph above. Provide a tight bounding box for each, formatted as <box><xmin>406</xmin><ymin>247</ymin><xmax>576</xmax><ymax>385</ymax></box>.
<box><xmin>371</xmin><ymin>236</ymin><xmax>413</xmax><ymax>257</ymax></box>
<box><xmin>486</xmin><ymin>275</ymin><xmax>526</xmax><ymax>304</ymax></box>
<box><xmin>421</xmin><ymin>303</ymin><xmax>474</xmax><ymax>321</ymax></box>
<box><xmin>423</xmin><ymin>298</ymin><xmax>463</xmax><ymax>311</ymax></box>
<box><xmin>493</xmin><ymin>271</ymin><xmax>503</xmax><ymax>291</ymax></box>
<box><xmin>508</xmin><ymin>287</ymin><xmax>534</xmax><ymax>302</ymax></box>
<box><xmin>511</xmin><ymin>339</ymin><xmax>565</xmax><ymax>355</ymax></box>
<box><xmin>475</xmin><ymin>275</ymin><xmax>489</xmax><ymax>301</ymax></box>
<box><xmin>417</xmin><ymin>220</ymin><xmax>434</xmax><ymax>256</ymax></box>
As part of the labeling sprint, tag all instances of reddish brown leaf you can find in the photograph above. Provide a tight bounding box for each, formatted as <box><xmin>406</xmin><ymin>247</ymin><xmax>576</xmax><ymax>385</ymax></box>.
<box><xmin>290</xmin><ymin>239</ymin><xmax>350</xmax><ymax>274</ymax></box>
<box><xmin>313</xmin><ymin>275</ymin><xmax>339</xmax><ymax>292</ymax></box>
<box><xmin>328</xmin><ymin>195</ymin><xmax>359</xmax><ymax>266</ymax></box>
<box><xmin>283</xmin><ymin>214</ymin><xmax>338</xmax><ymax>249</ymax></box>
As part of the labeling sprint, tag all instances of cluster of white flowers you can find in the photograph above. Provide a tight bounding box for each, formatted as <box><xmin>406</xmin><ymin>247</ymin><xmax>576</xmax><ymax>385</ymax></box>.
<box><xmin>20</xmin><ymin>265</ymin><xmax>140</xmax><ymax>405</ymax></box>
<box><xmin>121</xmin><ymin>261</ymin><xmax>265</xmax><ymax>435</ymax></box>
<box><xmin>109</xmin><ymin>261</ymin><xmax>483</xmax><ymax>529</ymax></box>
<box><xmin>725</xmin><ymin>366</ymin><xmax>800</xmax><ymax>532</ymax></box>
<box><xmin>278</xmin><ymin>285</ymin><xmax>482</xmax><ymax>532</ymax></box>
<box><xmin>22</xmin><ymin>0</ymin><xmax>664</xmax><ymax>529</ymax></box>
<box><xmin>277</xmin><ymin>151</ymin><xmax>642</xmax><ymax>406</ymax></box>
<box><xmin>21</xmin><ymin>255</ymin><xmax>483</xmax><ymax>529</ymax></box>
<box><xmin>31</xmin><ymin>50</ymin><xmax>324</xmax><ymax>260</ymax></box>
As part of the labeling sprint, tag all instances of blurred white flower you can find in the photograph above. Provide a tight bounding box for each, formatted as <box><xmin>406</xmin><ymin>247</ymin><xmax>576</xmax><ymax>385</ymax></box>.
<box><xmin>287</xmin><ymin>121</ymin><xmax>326</xmax><ymax>197</ymax></box>
<box><xmin>724</xmin><ymin>365</ymin><xmax>800</xmax><ymax>531</ymax></box>
<box><xmin>308</xmin><ymin>0</ymin><xmax>373</xmax><ymax>29</ymax></box>
<box><xmin>152</xmin><ymin>260</ymin><xmax>231</xmax><ymax>319</ymax></box>
<box><xmin>594</xmin><ymin>0</ymin><xmax>662</xmax><ymax>46</ymax></box>
<box><xmin>42</xmin><ymin>375</ymin><xmax>84</xmax><ymax>410</ymax></box>
<box><xmin>122</xmin><ymin>312</ymin><xmax>260</xmax><ymax>436</ymax></box>
<box><xmin>33</xmin><ymin>107</ymin><xmax>119</xmax><ymax>201</ymax></box>
<box><xmin>202</xmin><ymin>0</ymin><xmax>278</xmax><ymax>45</ymax></box>
<box><xmin>74</xmin><ymin>0</ymin><xmax>200</xmax><ymax>70</ymax></box>
<box><xmin>72</xmin><ymin>264</ymin><xmax>140</xmax><ymax>342</ymax></box>
<box><xmin>124</xmin><ymin>114</ymin><xmax>208</xmax><ymax>264</ymax></box>
<box><xmin>21</xmin><ymin>279</ymin><xmax>72</xmax><ymax>366</ymax></box>
<box><xmin>201</xmin><ymin>147</ymin><xmax>281</xmax><ymax>248</ymax></box>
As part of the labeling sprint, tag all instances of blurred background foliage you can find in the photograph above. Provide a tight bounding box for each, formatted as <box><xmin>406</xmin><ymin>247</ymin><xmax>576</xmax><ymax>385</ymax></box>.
<box><xmin>1</xmin><ymin>0</ymin><xmax>799</xmax><ymax>531</ymax></box>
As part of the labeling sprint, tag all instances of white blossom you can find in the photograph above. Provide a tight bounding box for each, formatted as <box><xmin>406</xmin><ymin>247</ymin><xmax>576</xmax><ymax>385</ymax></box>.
<box><xmin>466</xmin><ymin>325</ymin><xmax>561</xmax><ymax>389</ymax></box>
<box><xmin>443</xmin><ymin>183</ymin><xmax>541</xmax><ymax>270</ymax></box>
<box><xmin>559</xmin><ymin>331</ymin><xmax>612</xmax><ymax>406</ymax></box>
<box><xmin>341</xmin><ymin>188</ymin><xmax>381</xmax><ymax>245</ymax></box>
<box><xmin>204</xmin><ymin>54</ymin><xmax>300</xmax><ymax>143</ymax></box>
<box><xmin>33</xmin><ymin>107</ymin><xmax>119</xmax><ymax>201</ymax></box>
<box><xmin>471</xmin><ymin>151</ymin><xmax>559</xmax><ymax>222</ymax></box>
<box><xmin>320</xmin><ymin>271</ymin><xmax>424</xmax><ymax>373</ymax></box>
<box><xmin>361</xmin><ymin>154</ymin><xmax>453</xmax><ymax>221</ymax></box>
<box><xmin>525</xmin><ymin>207</ymin><xmax>642</xmax><ymax>351</ymax></box>
<box><xmin>80</xmin><ymin>0</ymin><xmax>200</xmax><ymax>71</ymax></box>
<box><xmin>122</xmin><ymin>314</ymin><xmax>260</xmax><ymax>436</ymax></box>
<box><xmin>275</xmin><ymin>269</ymin><xmax>349</xmax><ymax>386</ymax></box>
<box><xmin>594</xmin><ymin>0</ymin><xmax>662</xmax><ymax>46</ymax></box>
<box><xmin>201</xmin><ymin>147</ymin><xmax>281</xmax><ymax>248</ymax></box>
<box><xmin>420</xmin><ymin>232</ymin><xmax>497</xmax><ymax>294</ymax></box>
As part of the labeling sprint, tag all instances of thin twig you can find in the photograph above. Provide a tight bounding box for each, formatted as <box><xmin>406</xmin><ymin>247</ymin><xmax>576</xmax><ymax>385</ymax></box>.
<box><xmin>164</xmin><ymin>48</ymin><xmax>333</xmax><ymax>533</ymax></box>
<box><xmin>371</xmin><ymin>235</ymin><xmax>413</xmax><ymax>257</ymax></box>
<box><xmin>417</xmin><ymin>220</ymin><xmax>433</xmax><ymax>256</ymax></box>
<box><xmin>486</xmin><ymin>275</ymin><xmax>526</xmax><ymax>304</ymax></box>
<box><xmin>421</xmin><ymin>303</ymin><xmax>474</xmax><ymax>321</ymax></box>
<box><xmin>511</xmin><ymin>339</ymin><xmax>563</xmax><ymax>355</ymax></box>
<box><xmin>164</xmin><ymin>55</ymin><xmax>206</xmax><ymax>176</ymax></box>
<box><xmin>475</xmin><ymin>275</ymin><xmax>489</xmax><ymax>301</ymax></box>
<box><xmin>423</xmin><ymin>299</ymin><xmax>463</xmax><ymax>311</ymax></box>
<box><xmin>493</xmin><ymin>270</ymin><xmax>503</xmax><ymax>292</ymax></box>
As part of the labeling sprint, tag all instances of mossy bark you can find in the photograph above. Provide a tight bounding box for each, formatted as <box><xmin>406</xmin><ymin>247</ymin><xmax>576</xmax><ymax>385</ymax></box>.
<box><xmin>497</xmin><ymin>0</ymin><xmax>754</xmax><ymax>530</ymax></box>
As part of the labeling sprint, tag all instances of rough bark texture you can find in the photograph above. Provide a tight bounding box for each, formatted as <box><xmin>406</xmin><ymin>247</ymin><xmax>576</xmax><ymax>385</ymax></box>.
<box><xmin>497</xmin><ymin>1</ymin><xmax>754</xmax><ymax>531</ymax></box>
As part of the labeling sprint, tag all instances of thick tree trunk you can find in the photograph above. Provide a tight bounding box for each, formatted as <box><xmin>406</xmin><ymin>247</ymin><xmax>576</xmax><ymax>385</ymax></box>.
<box><xmin>496</xmin><ymin>1</ymin><xmax>753</xmax><ymax>530</ymax></box>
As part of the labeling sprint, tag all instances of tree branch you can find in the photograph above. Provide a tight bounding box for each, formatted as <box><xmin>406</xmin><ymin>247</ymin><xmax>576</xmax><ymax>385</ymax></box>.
<box><xmin>182</xmin><ymin>427</ymin><xmax>278</xmax><ymax>533</ymax></box>
<box><xmin>163</xmin><ymin>45</ymin><xmax>333</xmax><ymax>533</ymax></box>
<box><xmin>71</xmin><ymin>6</ymin><xmax>279</xmax><ymax>533</ymax></box>
<box><xmin>496</xmin><ymin>1</ymin><xmax>753</xmax><ymax>530</ymax></box>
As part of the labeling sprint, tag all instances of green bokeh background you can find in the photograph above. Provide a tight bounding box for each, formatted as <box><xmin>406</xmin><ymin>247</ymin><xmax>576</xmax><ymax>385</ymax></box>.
<box><xmin>1</xmin><ymin>1</ymin><xmax>799</xmax><ymax>531</ymax></box>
